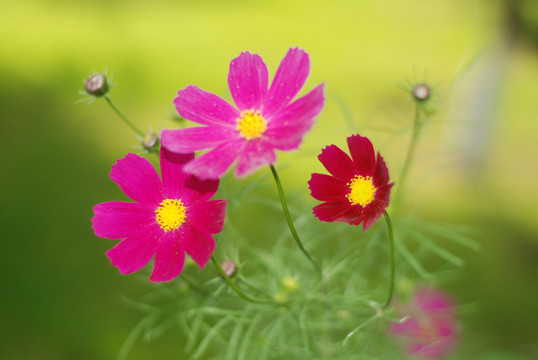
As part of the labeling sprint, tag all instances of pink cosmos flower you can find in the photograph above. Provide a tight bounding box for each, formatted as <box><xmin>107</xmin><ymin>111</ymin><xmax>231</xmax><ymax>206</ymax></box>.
<box><xmin>161</xmin><ymin>47</ymin><xmax>325</xmax><ymax>179</ymax></box>
<box><xmin>390</xmin><ymin>287</ymin><xmax>459</xmax><ymax>359</ymax></box>
<box><xmin>92</xmin><ymin>148</ymin><xmax>227</xmax><ymax>282</ymax></box>
<box><xmin>308</xmin><ymin>134</ymin><xmax>394</xmax><ymax>231</ymax></box>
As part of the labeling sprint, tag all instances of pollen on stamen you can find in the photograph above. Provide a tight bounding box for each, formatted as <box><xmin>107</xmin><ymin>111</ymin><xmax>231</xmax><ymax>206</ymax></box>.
<box><xmin>237</xmin><ymin>110</ymin><xmax>267</xmax><ymax>140</ymax></box>
<box><xmin>155</xmin><ymin>199</ymin><xmax>186</xmax><ymax>231</ymax></box>
<box><xmin>346</xmin><ymin>175</ymin><xmax>376</xmax><ymax>207</ymax></box>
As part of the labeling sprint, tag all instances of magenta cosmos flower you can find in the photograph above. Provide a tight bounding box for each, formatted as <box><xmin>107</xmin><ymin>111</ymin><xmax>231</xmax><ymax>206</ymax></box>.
<box><xmin>161</xmin><ymin>47</ymin><xmax>325</xmax><ymax>179</ymax></box>
<box><xmin>92</xmin><ymin>148</ymin><xmax>227</xmax><ymax>282</ymax></box>
<box><xmin>308</xmin><ymin>134</ymin><xmax>393</xmax><ymax>231</ymax></box>
<box><xmin>389</xmin><ymin>287</ymin><xmax>459</xmax><ymax>358</ymax></box>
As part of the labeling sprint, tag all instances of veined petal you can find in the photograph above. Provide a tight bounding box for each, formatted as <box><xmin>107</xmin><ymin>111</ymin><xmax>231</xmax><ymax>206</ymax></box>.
<box><xmin>159</xmin><ymin>146</ymin><xmax>194</xmax><ymax>200</ymax></box>
<box><xmin>228</xmin><ymin>51</ymin><xmax>268</xmax><ymax>111</ymax></box>
<box><xmin>360</xmin><ymin>203</ymin><xmax>384</xmax><ymax>231</ymax></box>
<box><xmin>174</xmin><ymin>85</ymin><xmax>240</xmax><ymax>127</ymax></box>
<box><xmin>106</xmin><ymin>225</ymin><xmax>161</xmax><ymax>275</ymax></box>
<box><xmin>308</xmin><ymin>173</ymin><xmax>349</xmax><ymax>202</ymax></box>
<box><xmin>183</xmin><ymin>140</ymin><xmax>245</xmax><ymax>180</ymax></box>
<box><xmin>161</xmin><ymin>144</ymin><xmax>221</xmax><ymax>204</ymax></box>
<box><xmin>188</xmin><ymin>199</ymin><xmax>227</xmax><ymax>234</ymax></box>
<box><xmin>347</xmin><ymin>134</ymin><xmax>376</xmax><ymax>176</ymax></box>
<box><xmin>312</xmin><ymin>200</ymin><xmax>353</xmax><ymax>223</ymax></box>
<box><xmin>110</xmin><ymin>153</ymin><xmax>163</xmax><ymax>206</ymax></box>
<box><xmin>263</xmin><ymin>48</ymin><xmax>310</xmax><ymax>118</ymax></box>
<box><xmin>92</xmin><ymin>201</ymin><xmax>155</xmax><ymax>240</ymax></box>
<box><xmin>374</xmin><ymin>183</ymin><xmax>394</xmax><ymax>208</ymax></box>
<box><xmin>318</xmin><ymin>145</ymin><xmax>356</xmax><ymax>182</ymax></box>
<box><xmin>234</xmin><ymin>140</ymin><xmax>276</xmax><ymax>178</ymax></box>
<box><xmin>265</xmin><ymin>84</ymin><xmax>324</xmax><ymax>151</ymax></box>
<box><xmin>181</xmin><ymin>174</ymin><xmax>220</xmax><ymax>205</ymax></box>
<box><xmin>373</xmin><ymin>152</ymin><xmax>390</xmax><ymax>187</ymax></box>
<box><xmin>161</xmin><ymin>126</ymin><xmax>238</xmax><ymax>153</ymax></box>
<box><xmin>150</xmin><ymin>231</ymin><xmax>185</xmax><ymax>282</ymax></box>
<box><xmin>181</xmin><ymin>223</ymin><xmax>216</xmax><ymax>269</ymax></box>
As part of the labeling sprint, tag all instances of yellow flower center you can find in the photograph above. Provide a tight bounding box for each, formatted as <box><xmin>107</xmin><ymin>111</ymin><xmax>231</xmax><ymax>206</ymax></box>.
<box><xmin>237</xmin><ymin>110</ymin><xmax>267</xmax><ymax>140</ymax></box>
<box><xmin>155</xmin><ymin>199</ymin><xmax>186</xmax><ymax>231</ymax></box>
<box><xmin>346</xmin><ymin>175</ymin><xmax>376</xmax><ymax>207</ymax></box>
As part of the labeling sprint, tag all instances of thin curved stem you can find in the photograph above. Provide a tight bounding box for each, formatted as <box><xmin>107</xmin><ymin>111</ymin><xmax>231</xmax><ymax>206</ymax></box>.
<box><xmin>211</xmin><ymin>255</ymin><xmax>278</xmax><ymax>305</ymax></box>
<box><xmin>104</xmin><ymin>95</ymin><xmax>144</xmax><ymax>137</ymax></box>
<box><xmin>394</xmin><ymin>103</ymin><xmax>423</xmax><ymax>209</ymax></box>
<box><xmin>269</xmin><ymin>164</ymin><xmax>321</xmax><ymax>277</ymax></box>
<box><xmin>382</xmin><ymin>211</ymin><xmax>395</xmax><ymax>309</ymax></box>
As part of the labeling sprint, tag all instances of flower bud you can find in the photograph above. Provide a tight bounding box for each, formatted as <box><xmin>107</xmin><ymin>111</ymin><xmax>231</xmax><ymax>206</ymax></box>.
<box><xmin>85</xmin><ymin>73</ymin><xmax>109</xmax><ymax>96</ymax></box>
<box><xmin>281</xmin><ymin>276</ymin><xmax>299</xmax><ymax>292</ymax></box>
<box><xmin>142</xmin><ymin>133</ymin><xmax>159</xmax><ymax>151</ymax></box>
<box><xmin>412</xmin><ymin>83</ymin><xmax>430</xmax><ymax>101</ymax></box>
<box><xmin>220</xmin><ymin>259</ymin><xmax>237</xmax><ymax>278</ymax></box>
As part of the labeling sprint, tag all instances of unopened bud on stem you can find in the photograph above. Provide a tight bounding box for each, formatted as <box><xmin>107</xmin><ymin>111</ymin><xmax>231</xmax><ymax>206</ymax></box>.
<box><xmin>85</xmin><ymin>73</ymin><xmax>109</xmax><ymax>97</ymax></box>
<box><xmin>412</xmin><ymin>83</ymin><xmax>430</xmax><ymax>101</ymax></box>
<box><xmin>220</xmin><ymin>260</ymin><xmax>237</xmax><ymax>278</ymax></box>
<box><xmin>142</xmin><ymin>133</ymin><xmax>159</xmax><ymax>151</ymax></box>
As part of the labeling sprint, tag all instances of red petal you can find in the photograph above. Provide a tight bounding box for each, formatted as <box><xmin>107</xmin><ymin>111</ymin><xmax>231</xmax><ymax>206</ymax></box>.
<box><xmin>347</xmin><ymin>134</ymin><xmax>376</xmax><ymax>176</ymax></box>
<box><xmin>317</xmin><ymin>144</ymin><xmax>355</xmax><ymax>182</ymax></box>
<box><xmin>308</xmin><ymin>173</ymin><xmax>348</xmax><ymax>202</ymax></box>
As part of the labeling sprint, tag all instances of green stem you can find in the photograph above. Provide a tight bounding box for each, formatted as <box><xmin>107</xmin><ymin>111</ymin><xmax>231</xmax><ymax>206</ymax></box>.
<box><xmin>104</xmin><ymin>95</ymin><xmax>144</xmax><ymax>137</ymax></box>
<box><xmin>211</xmin><ymin>255</ymin><xmax>277</xmax><ymax>305</ymax></box>
<box><xmin>395</xmin><ymin>103</ymin><xmax>423</xmax><ymax>208</ymax></box>
<box><xmin>382</xmin><ymin>211</ymin><xmax>395</xmax><ymax>309</ymax></box>
<box><xmin>269</xmin><ymin>164</ymin><xmax>321</xmax><ymax>276</ymax></box>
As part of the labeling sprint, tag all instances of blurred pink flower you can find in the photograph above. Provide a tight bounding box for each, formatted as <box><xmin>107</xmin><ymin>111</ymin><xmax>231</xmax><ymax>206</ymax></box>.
<box><xmin>161</xmin><ymin>47</ymin><xmax>324</xmax><ymax>179</ymax></box>
<box><xmin>390</xmin><ymin>287</ymin><xmax>459</xmax><ymax>358</ymax></box>
<box><xmin>92</xmin><ymin>147</ymin><xmax>227</xmax><ymax>282</ymax></box>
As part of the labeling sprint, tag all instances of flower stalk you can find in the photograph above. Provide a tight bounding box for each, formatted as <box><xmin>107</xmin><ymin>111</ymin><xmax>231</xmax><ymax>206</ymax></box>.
<box><xmin>211</xmin><ymin>255</ymin><xmax>279</xmax><ymax>305</ymax></box>
<box><xmin>382</xmin><ymin>211</ymin><xmax>395</xmax><ymax>309</ymax></box>
<box><xmin>104</xmin><ymin>95</ymin><xmax>145</xmax><ymax>137</ymax></box>
<box><xmin>270</xmin><ymin>164</ymin><xmax>321</xmax><ymax>277</ymax></box>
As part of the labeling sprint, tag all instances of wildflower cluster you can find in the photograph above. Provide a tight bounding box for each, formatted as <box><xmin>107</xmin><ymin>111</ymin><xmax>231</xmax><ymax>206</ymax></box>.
<box><xmin>87</xmin><ymin>48</ymin><xmax>467</xmax><ymax>359</ymax></box>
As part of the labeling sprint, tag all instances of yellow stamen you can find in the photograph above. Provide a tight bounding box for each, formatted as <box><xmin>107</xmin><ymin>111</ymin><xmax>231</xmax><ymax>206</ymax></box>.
<box><xmin>346</xmin><ymin>175</ymin><xmax>376</xmax><ymax>207</ymax></box>
<box><xmin>237</xmin><ymin>110</ymin><xmax>267</xmax><ymax>140</ymax></box>
<box><xmin>155</xmin><ymin>199</ymin><xmax>186</xmax><ymax>231</ymax></box>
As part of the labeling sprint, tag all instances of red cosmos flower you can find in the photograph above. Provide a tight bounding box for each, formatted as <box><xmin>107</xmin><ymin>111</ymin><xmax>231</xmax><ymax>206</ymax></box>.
<box><xmin>308</xmin><ymin>134</ymin><xmax>393</xmax><ymax>231</ymax></box>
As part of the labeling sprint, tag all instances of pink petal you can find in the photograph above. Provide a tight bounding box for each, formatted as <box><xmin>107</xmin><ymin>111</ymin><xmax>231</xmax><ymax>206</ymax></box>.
<box><xmin>159</xmin><ymin>146</ymin><xmax>192</xmax><ymax>200</ymax></box>
<box><xmin>308</xmin><ymin>173</ymin><xmax>349</xmax><ymax>202</ymax></box>
<box><xmin>106</xmin><ymin>225</ymin><xmax>162</xmax><ymax>275</ymax></box>
<box><xmin>161</xmin><ymin>126</ymin><xmax>238</xmax><ymax>153</ymax></box>
<box><xmin>188</xmin><ymin>199</ymin><xmax>227</xmax><ymax>234</ymax></box>
<box><xmin>228</xmin><ymin>51</ymin><xmax>268</xmax><ymax>111</ymax></box>
<box><xmin>160</xmin><ymin>146</ymin><xmax>221</xmax><ymax>205</ymax></box>
<box><xmin>373</xmin><ymin>152</ymin><xmax>390</xmax><ymax>187</ymax></box>
<box><xmin>92</xmin><ymin>201</ymin><xmax>155</xmax><ymax>240</ymax></box>
<box><xmin>181</xmin><ymin>174</ymin><xmax>220</xmax><ymax>205</ymax></box>
<box><xmin>262</xmin><ymin>48</ymin><xmax>310</xmax><ymax>118</ymax></box>
<box><xmin>150</xmin><ymin>231</ymin><xmax>185</xmax><ymax>282</ymax></box>
<box><xmin>174</xmin><ymin>85</ymin><xmax>240</xmax><ymax>127</ymax></box>
<box><xmin>183</xmin><ymin>140</ymin><xmax>245</xmax><ymax>180</ymax></box>
<box><xmin>347</xmin><ymin>134</ymin><xmax>376</xmax><ymax>176</ymax></box>
<box><xmin>182</xmin><ymin>223</ymin><xmax>216</xmax><ymax>269</ymax></box>
<box><xmin>110</xmin><ymin>153</ymin><xmax>164</xmax><ymax>206</ymax></box>
<box><xmin>318</xmin><ymin>144</ymin><xmax>356</xmax><ymax>183</ymax></box>
<box><xmin>265</xmin><ymin>84</ymin><xmax>324</xmax><ymax>151</ymax></box>
<box><xmin>234</xmin><ymin>140</ymin><xmax>276</xmax><ymax>178</ymax></box>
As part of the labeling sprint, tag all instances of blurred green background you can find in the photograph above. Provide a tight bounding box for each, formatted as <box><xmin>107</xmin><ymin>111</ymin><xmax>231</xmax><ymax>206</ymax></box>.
<box><xmin>1</xmin><ymin>0</ymin><xmax>537</xmax><ymax>359</ymax></box>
